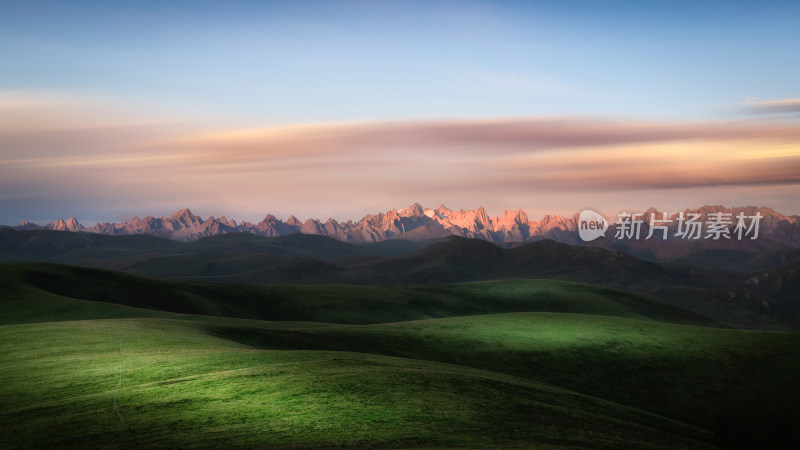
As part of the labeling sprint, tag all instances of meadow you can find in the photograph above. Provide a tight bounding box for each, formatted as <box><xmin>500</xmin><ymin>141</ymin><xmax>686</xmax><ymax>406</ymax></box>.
<box><xmin>1</xmin><ymin>261</ymin><xmax>799</xmax><ymax>448</ymax></box>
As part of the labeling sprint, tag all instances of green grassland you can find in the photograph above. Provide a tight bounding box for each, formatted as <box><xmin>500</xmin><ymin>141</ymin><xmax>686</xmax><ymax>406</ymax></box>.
<box><xmin>218</xmin><ymin>313</ymin><xmax>800</xmax><ymax>449</ymax></box>
<box><xmin>1</xmin><ymin>262</ymin><xmax>799</xmax><ymax>448</ymax></box>
<box><xmin>1</xmin><ymin>262</ymin><xmax>717</xmax><ymax>326</ymax></box>
<box><xmin>0</xmin><ymin>318</ymin><xmax>715</xmax><ymax>449</ymax></box>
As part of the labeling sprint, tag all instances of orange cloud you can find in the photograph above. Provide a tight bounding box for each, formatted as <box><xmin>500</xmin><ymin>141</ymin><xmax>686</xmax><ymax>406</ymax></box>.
<box><xmin>2</xmin><ymin>91</ymin><xmax>800</xmax><ymax>221</ymax></box>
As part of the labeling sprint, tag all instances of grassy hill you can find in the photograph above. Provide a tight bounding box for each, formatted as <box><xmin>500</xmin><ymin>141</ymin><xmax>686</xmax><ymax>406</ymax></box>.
<box><xmin>0</xmin><ymin>229</ymin><xmax>427</xmax><ymax>262</ymax></box>
<box><xmin>0</xmin><ymin>262</ymin><xmax>717</xmax><ymax>326</ymax></box>
<box><xmin>0</xmin><ymin>318</ymin><xmax>715</xmax><ymax>449</ymax></box>
<box><xmin>217</xmin><ymin>313</ymin><xmax>800</xmax><ymax>449</ymax></box>
<box><xmin>2</xmin><ymin>262</ymin><xmax>799</xmax><ymax>448</ymax></box>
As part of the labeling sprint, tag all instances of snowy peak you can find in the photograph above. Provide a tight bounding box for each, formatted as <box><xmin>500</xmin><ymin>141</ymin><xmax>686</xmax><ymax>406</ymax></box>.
<box><xmin>51</xmin><ymin>217</ymin><xmax>84</xmax><ymax>232</ymax></box>
<box><xmin>286</xmin><ymin>215</ymin><xmax>302</xmax><ymax>227</ymax></box>
<box><xmin>497</xmin><ymin>209</ymin><xmax>529</xmax><ymax>228</ymax></box>
<box><xmin>11</xmin><ymin>203</ymin><xmax>799</xmax><ymax>248</ymax></box>
<box><xmin>399</xmin><ymin>203</ymin><xmax>425</xmax><ymax>217</ymax></box>
<box><xmin>167</xmin><ymin>208</ymin><xmax>203</xmax><ymax>228</ymax></box>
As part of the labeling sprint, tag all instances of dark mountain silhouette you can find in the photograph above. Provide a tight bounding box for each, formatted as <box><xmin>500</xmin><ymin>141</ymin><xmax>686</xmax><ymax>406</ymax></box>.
<box><xmin>4</xmin><ymin>227</ymin><xmax>796</xmax><ymax>329</ymax></box>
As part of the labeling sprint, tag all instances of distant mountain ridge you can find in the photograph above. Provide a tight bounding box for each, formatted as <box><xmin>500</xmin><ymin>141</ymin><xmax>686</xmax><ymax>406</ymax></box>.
<box><xmin>9</xmin><ymin>203</ymin><xmax>800</xmax><ymax>255</ymax></box>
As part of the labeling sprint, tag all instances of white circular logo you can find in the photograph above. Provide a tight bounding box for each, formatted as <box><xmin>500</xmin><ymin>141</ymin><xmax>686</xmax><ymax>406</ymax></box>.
<box><xmin>578</xmin><ymin>209</ymin><xmax>608</xmax><ymax>241</ymax></box>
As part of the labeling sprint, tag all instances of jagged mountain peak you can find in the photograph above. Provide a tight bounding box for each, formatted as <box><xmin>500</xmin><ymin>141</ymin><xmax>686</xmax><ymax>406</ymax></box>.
<box><xmin>406</xmin><ymin>203</ymin><xmax>425</xmax><ymax>216</ymax></box>
<box><xmin>168</xmin><ymin>208</ymin><xmax>198</xmax><ymax>220</ymax></box>
<box><xmin>10</xmin><ymin>203</ymin><xmax>798</xmax><ymax>248</ymax></box>
<box><xmin>51</xmin><ymin>217</ymin><xmax>84</xmax><ymax>231</ymax></box>
<box><xmin>393</xmin><ymin>203</ymin><xmax>425</xmax><ymax>217</ymax></box>
<box><xmin>499</xmin><ymin>209</ymin><xmax>529</xmax><ymax>225</ymax></box>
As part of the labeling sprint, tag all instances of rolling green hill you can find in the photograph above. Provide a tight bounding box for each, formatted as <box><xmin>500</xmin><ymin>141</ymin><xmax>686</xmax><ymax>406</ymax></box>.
<box><xmin>0</xmin><ymin>318</ymin><xmax>715</xmax><ymax>449</ymax></box>
<box><xmin>0</xmin><ymin>262</ymin><xmax>718</xmax><ymax>326</ymax></box>
<box><xmin>2</xmin><ymin>261</ymin><xmax>799</xmax><ymax>448</ymax></box>
<box><xmin>0</xmin><ymin>229</ymin><xmax>427</xmax><ymax>262</ymax></box>
<box><xmin>216</xmin><ymin>313</ymin><xmax>800</xmax><ymax>449</ymax></box>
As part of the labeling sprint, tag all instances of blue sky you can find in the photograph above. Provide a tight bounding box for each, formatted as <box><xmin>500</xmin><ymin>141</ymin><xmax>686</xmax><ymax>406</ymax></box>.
<box><xmin>3</xmin><ymin>0</ymin><xmax>798</xmax><ymax>123</ymax></box>
<box><xmin>1</xmin><ymin>1</ymin><xmax>799</xmax><ymax>224</ymax></box>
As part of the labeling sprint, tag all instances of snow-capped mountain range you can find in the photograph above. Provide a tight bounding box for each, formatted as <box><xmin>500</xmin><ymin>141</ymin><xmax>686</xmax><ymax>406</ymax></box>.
<box><xmin>10</xmin><ymin>204</ymin><xmax>800</xmax><ymax>253</ymax></box>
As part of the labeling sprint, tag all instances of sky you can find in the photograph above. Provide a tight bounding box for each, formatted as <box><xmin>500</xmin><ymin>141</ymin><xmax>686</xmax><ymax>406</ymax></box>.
<box><xmin>1</xmin><ymin>0</ymin><xmax>799</xmax><ymax>224</ymax></box>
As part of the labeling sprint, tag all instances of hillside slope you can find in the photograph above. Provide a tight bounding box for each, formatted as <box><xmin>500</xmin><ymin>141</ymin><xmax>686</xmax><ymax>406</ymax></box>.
<box><xmin>0</xmin><ymin>262</ymin><xmax>717</xmax><ymax>326</ymax></box>
<box><xmin>0</xmin><ymin>317</ymin><xmax>716</xmax><ymax>449</ymax></box>
<box><xmin>212</xmin><ymin>312</ymin><xmax>800</xmax><ymax>449</ymax></box>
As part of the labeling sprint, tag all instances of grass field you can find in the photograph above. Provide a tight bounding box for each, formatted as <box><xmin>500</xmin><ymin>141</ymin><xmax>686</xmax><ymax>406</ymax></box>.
<box><xmin>217</xmin><ymin>313</ymin><xmax>800</xmax><ymax>448</ymax></box>
<box><xmin>1</xmin><ymin>262</ymin><xmax>799</xmax><ymax>448</ymax></box>
<box><xmin>0</xmin><ymin>317</ymin><xmax>718</xmax><ymax>449</ymax></box>
<box><xmin>1</xmin><ymin>262</ymin><xmax>717</xmax><ymax>326</ymax></box>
